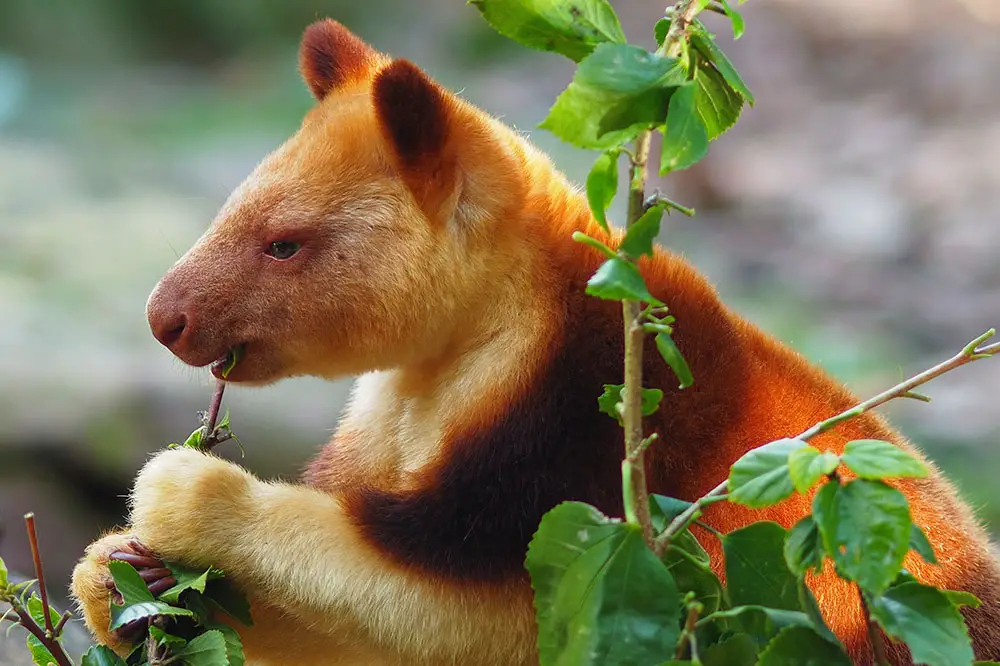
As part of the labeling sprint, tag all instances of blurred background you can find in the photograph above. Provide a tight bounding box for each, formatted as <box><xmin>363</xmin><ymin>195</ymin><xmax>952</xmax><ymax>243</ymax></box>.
<box><xmin>1</xmin><ymin>0</ymin><xmax>998</xmax><ymax>659</ymax></box>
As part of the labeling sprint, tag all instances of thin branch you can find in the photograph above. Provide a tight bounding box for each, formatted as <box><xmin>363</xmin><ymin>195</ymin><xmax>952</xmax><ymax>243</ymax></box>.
<box><xmin>9</xmin><ymin>599</ymin><xmax>74</xmax><ymax>666</ymax></box>
<box><xmin>654</xmin><ymin>329</ymin><xmax>1000</xmax><ymax>556</ymax></box>
<box><xmin>53</xmin><ymin>610</ymin><xmax>71</xmax><ymax>637</ymax></box>
<box><xmin>859</xmin><ymin>589</ymin><xmax>890</xmax><ymax>666</ymax></box>
<box><xmin>619</xmin><ymin>0</ymin><xmax>708</xmax><ymax>552</ymax></box>
<box><xmin>200</xmin><ymin>379</ymin><xmax>228</xmax><ymax>450</ymax></box>
<box><xmin>24</xmin><ymin>514</ymin><xmax>54</xmax><ymax>638</ymax></box>
<box><xmin>799</xmin><ymin>329</ymin><xmax>998</xmax><ymax>441</ymax></box>
<box><xmin>674</xmin><ymin>600</ymin><xmax>702</xmax><ymax>660</ymax></box>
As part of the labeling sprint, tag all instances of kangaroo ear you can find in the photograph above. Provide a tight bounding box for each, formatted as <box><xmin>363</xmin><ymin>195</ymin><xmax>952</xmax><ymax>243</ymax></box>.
<box><xmin>371</xmin><ymin>60</ymin><xmax>458</xmax><ymax>220</ymax></box>
<box><xmin>299</xmin><ymin>19</ymin><xmax>381</xmax><ymax>100</ymax></box>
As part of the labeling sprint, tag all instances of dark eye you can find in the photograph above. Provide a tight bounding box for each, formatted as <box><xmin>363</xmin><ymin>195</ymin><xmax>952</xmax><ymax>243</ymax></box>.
<box><xmin>266</xmin><ymin>241</ymin><xmax>301</xmax><ymax>260</ymax></box>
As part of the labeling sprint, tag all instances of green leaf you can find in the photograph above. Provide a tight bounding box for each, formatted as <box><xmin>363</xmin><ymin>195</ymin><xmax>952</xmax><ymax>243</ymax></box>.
<box><xmin>841</xmin><ymin>439</ymin><xmax>928</xmax><ymax>480</ymax></box>
<box><xmin>108</xmin><ymin>560</ymin><xmax>155</xmax><ymax>604</ymax></box>
<box><xmin>596</xmin><ymin>384</ymin><xmax>663</xmax><ymax>424</ymax></box>
<box><xmin>182</xmin><ymin>426</ymin><xmax>204</xmax><ymax>449</ymax></box>
<box><xmin>173</xmin><ymin>630</ymin><xmax>229</xmax><ymax>666</ymax></box>
<box><xmin>585</xmin><ymin>151</ymin><xmax>619</xmax><ymax>231</ymax></box>
<box><xmin>541</xmin><ymin>44</ymin><xmax>686</xmax><ymax>150</ymax></box>
<box><xmin>586</xmin><ymin>257</ymin><xmax>659</xmax><ymax>303</ymax></box>
<box><xmin>470</xmin><ymin>0</ymin><xmax>625</xmax><ymax>62</ymax></box>
<box><xmin>689</xmin><ymin>27</ymin><xmax>754</xmax><ymax>105</ymax></box>
<box><xmin>757</xmin><ymin>626</ymin><xmax>852</xmax><ymax>665</ymax></box>
<box><xmin>26</xmin><ymin>634</ymin><xmax>58</xmax><ymax>666</ymax></box>
<box><xmin>787</xmin><ymin>446</ymin><xmax>839</xmax><ymax>494</ymax></box>
<box><xmin>662</xmin><ymin>542</ymin><xmax>723</xmax><ymax>615</ymax></box>
<box><xmin>204</xmin><ymin>580</ymin><xmax>254</xmax><ymax>627</ymax></box>
<box><xmin>660</xmin><ymin>85</ymin><xmax>708</xmax><ymax>174</ymax></box>
<box><xmin>648</xmin><ymin>495</ymin><xmax>694</xmax><ymax>530</ymax></box>
<box><xmin>812</xmin><ymin>479</ymin><xmax>911</xmax><ymax>595</ymax></box>
<box><xmin>909</xmin><ymin>524</ymin><xmax>938</xmax><ymax>564</ymax></box>
<box><xmin>526</xmin><ymin>502</ymin><xmax>681</xmax><ymax>666</ymax></box>
<box><xmin>159</xmin><ymin>564</ymin><xmax>224</xmax><ymax>604</ymax></box>
<box><xmin>0</xmin><ymin>555</ymin><xmax>7</xmax><ymax>588</ymax></box>
<box><xmin>718</xmin><ymin>0</ymin><xmax>746</xmax><ymax>39</ymax></box>
<box><xmin>109</xmin><ymin>601</ymin><xmax>194</xmax><ymax>631</ymax></box>
<box><xmin>728</xmin><ymin>438</ymin><xmax>806</xmax><ymax>508</ymax></box>
<box><xmin>148</xmin><ymin>626</ymin><xmax>187</xmax><ymax>649</ymax></box>
<box><xmin>655</xmin><ymin>332</ymin><xmax>694</xmax><ymax>389</ymax></box>
<box><xmin>700</xmin><ymin>632</ymin><xmax>757</xmax><ymax>666</ymax></box>
<box><xmin>82</xmin><ymin>645</ymin><xmax>128</xmax><ymax>666</ymax></box>
<box><xmin>691</xmin><ymin>41</ymin><xmax>744</xmax><ymax>140</ymax></box>
<box><xmin>869</xmin><ymin>582</ymin><xmax>974</xmax><ymax>666</ymax></box>
<box><xmin>703</xmin><ymin>605</ymin><xmax>813</xmax><ymax>638</ymax></box>
<box><xmin>620</xmin><ymin>204</ymin><xmax>665</xmax><ymax>258</ymax></box>
<box><xmin>653</xmin><ymin>18</ymin><xmax>670</xmax><ymax>48</ymax></box>
<box><xmin>784</xmin><ymin>516</ymin><xmax>824</xmax><ymax>576</ymax></box>
<box><xmin>723</xmin><ymin>522</ymin><xmax>799</xmax><ymax>611</ymax></box>
<box><xmin>942</xmin><ymin>589</ymin><xmax>981</xmax><ymax>609</ymax></box>
<box><xmin>208</xmin><ymin>622</ymin><xmax>246</xmax><ymax>666</ymax></box>
<box><xmin>26</xmin><ymin>596</ymin><xmax>60</xmax><ymax>630</ymax></box>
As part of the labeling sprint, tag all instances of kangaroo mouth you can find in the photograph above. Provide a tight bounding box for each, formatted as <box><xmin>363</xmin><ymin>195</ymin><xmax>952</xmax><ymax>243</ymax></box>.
<box><xmin>210</xmin><ymin>344</ymin><xmax>246</xmax><ymax>380</ymax></box>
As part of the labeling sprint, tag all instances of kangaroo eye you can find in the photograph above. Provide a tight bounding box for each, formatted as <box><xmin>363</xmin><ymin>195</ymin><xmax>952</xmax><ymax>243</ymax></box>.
<box><xmin>266</xmin><ymin>241</ymin><xmax>301</xmax><ymax>260</ymax></box>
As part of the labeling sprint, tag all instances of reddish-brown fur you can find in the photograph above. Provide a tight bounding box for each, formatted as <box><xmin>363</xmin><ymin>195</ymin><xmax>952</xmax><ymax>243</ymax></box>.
<box><xmin>71</xmin><ymin>18</ymin><xmax>1000</xmax><ymax>666</ymax></box>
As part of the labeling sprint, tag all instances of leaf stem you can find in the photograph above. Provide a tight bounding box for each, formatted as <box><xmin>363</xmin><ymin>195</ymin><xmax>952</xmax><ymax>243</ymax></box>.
<box><xmin>859</xmin><ymin>589</ymin><xmax>890</xmax><ymax>666</ymax></box>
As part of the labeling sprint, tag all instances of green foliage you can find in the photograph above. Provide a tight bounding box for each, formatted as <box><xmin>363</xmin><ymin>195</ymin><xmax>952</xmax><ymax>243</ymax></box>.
<box><xmin>659</xmin><ymin>84</ymin><xmax>708</xmax><ymax>174</ymax></box>
<box><xmin>159</xmin><ymin>564</ymin><xmax>224</xmax><ymax>604</ymax></box>
<box><xmin>598</xmin><ymin>384</ymin><xmax>664</xmax><ymax>424</ymax></box>
<box><xmin>786</xmin><ymin>446</ymin><xmax>839</xmax><ymax>493</ymax></box>
<box><xmin>586</xmin><ymin>257</ymin><xmax>660</xmax><ymax>303</ymax></box>
<box><xmin>541</xmin><ymin>43</ymin><xmax>686</xmax><ymax>150</ymax></box>
<box><xmin>868</xmin><ymin>582</ymin><xmax>974</xmax><ymax>666</ymax></box>
<box><xmin>470</xmin><ymin>0</ymin><xmax>625</xmax><ymax>62</ymax></box>
<box><xmin>723</xmin><ymin>522</ymin><xmax>798</xmax><ymax>611</ymax></box>
<box><xmin>812</xmin><ymin>479</ymin><xmax>912</xmax><ymax>595</ymax></box>
<box><xmin>585</xmin><ymin>151</ymin><xmax>619</xmax><ymax>231</ymax></box>
<box><xmin>81</xmin><ymin>646</ymin><xmax>127</xmax><ymax>666</ymax></box>
<box><xmin>783</xmin><ymin>516</ymin><xmax>824</xmax><ymax>576</ymax></box>
<box><xmin>756</xmin><ymin>626</ymin><xmax>851</xmax><ymax>666</ymax></box>
<box><xmin>620</xmin><ymin>204</ymin><xmax>666</xmax><ymax>258</ymax></box>
<box><xmin>105</xmin><ymin>552</ymin><xmax>251</xmax><ymax>666</ymax></box>
<box><xmin>910</xmin><ymin>523</ymin><xmax>939</xmax><ymax>564</ymax></box>
<box><xmin>841</xmin><ymin>439</ymin><xmax>928</xmax><ymax>479</ymax></box>
<box><xmin>525</xmin><ymin>502</ymin><xmax>681</xmax><ymax>665</ymax></box>
<box><xmin>728</xmin><ymin>438</ymin><xmax>805</xmax><ymax>508</ymax></box>
<box><xmin>654</xmin><ymin>332</ymin><xmax>694</xmax><ymax>389</ymax></box>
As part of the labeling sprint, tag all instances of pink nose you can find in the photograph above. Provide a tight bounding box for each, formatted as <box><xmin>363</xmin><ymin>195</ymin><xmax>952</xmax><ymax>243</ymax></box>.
<box><xmin>147</xmin><ymin>279</ymin><xmax>191</xmax><ymax>352</ymax></box>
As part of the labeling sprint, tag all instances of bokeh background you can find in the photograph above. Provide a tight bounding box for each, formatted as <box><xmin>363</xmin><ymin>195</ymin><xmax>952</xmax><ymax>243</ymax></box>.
<box><xmin>1</xmin><ymin>0</ymin><xmax>998</xmax><ymax>660</ymax></box>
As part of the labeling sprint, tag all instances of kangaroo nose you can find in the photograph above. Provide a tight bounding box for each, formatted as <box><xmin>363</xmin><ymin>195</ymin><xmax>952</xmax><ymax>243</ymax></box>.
<box><xmin>146</xmin><ymin>277</ymin><xmax>193</xmax><ymax>351</ymax></box>
<box><xmin>151</xmin><ymin>311</ymin><xmax>188</xmax><ymax>349</ymax></box>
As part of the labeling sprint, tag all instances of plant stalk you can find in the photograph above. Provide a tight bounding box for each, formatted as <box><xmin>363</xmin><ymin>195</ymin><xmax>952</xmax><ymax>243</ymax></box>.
<box><xmin>622</xmin><ymin>0</ymin><xmax>700</xmax><ymax>550</ymax></box>
<box><xmin>859</xmin><ymin>588</ymin><xmax>890</xmax><ymax>666</ymax></box>
<box><xmin>19</xmin><ymin>514</ymin><xmax>75</xmax><ymax>666</ymax></box>
<box><xmin>621</xmin><ymin>130</ymin><xmax>656</xmax><ymax>546</ymax></box>
<box><xmin>619</xmin><ymin>0</ymin><xmax>707</xmax><ymax>551</ymax></box>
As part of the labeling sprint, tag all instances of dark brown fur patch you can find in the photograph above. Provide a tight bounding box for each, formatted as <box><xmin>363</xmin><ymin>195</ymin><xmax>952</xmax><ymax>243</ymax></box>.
<box><xmin>372</xmin><ymin>60</ymin><xmax>451</xmax><ymax>170</ymax></box>
<box><xmin>299</xmin><ymin>19</ymin><xmax>377</xmax><ymax>100</ymax></box>
<box><xmin>343</xmin><ymin>237</ymin><xmax>750</xmax><ymax>582</ymax></box>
